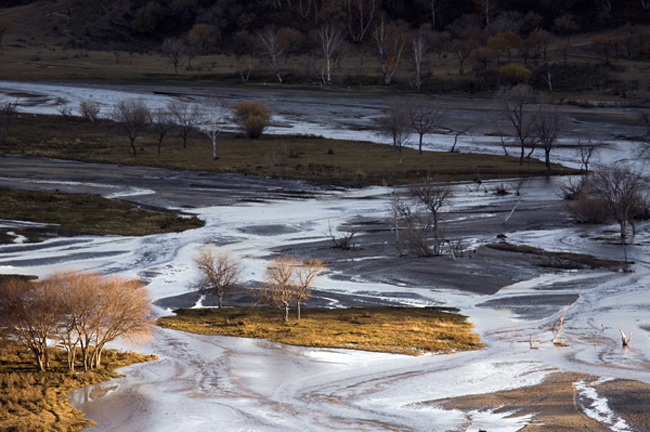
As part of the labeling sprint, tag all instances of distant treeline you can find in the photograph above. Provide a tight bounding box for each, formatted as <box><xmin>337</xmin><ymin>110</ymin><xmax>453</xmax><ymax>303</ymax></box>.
<box><xmin>3</xmin><ymin>0</ymin><xmax>650</xmax><ymax>51</ymax></box>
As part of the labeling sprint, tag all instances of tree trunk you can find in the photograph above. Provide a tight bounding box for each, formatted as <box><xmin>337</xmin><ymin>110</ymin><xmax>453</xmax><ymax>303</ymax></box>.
<box><xmin>283</xmin><ymin>303</ymin><xmax>289</xmax><ymax>321</ymax></box>
<box><xmin>326</xmin><ymin>55</ymin><xmax>331</xmax><ymax>85</ymax></box>
<box><xmin>93</xmin><ymin>347</ymin><xmax>103</xmax><ymax>369</ymax></box>
<box><xmin>419</xmin><ymin>134</ymin><xmax>424</xmax><ymax>154</ymax></box>
<box><xmin>218</xmin><ymin>294</ymin><xmax>223</xmax><ymax>308</ymax></box>
<box><xmin>130</xmin><ymin>138</ymin><xmax>137</xmax><ymax>157</ymax></box>
<box><xmin>297</xmin><ymin>301</ymin><xmax>301</xmax><ymax>320</ymax></box>
<box><xmin>32</xmin><ymin>348</ymin><xmax>45</xmax><ymax>372</ymax></box>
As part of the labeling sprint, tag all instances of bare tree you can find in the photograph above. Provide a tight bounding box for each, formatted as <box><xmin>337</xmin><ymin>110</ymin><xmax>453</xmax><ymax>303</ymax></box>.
<box><xmin>416</xmin><ymin>0</ymin><xmax>443</xmax><ymax>30</ymax></box>
<box><xmin>194</xmin><ymin>247</ymin><xmax>243</xmax><ymax>308</ymax></box>
<box><xmin>497</xmin><ymin>84</ymin><xmax>538</xmax><ymax>166</ymax></box>
<box><xmin>345</xmin><ymin>0</ymin><xmax>378</xmax><ymax>43</ymax></box>
<box><xmin>410</xmin><ymin>27</ymin><xmax>431</xmax><ymax>91</ymax></box>
<box><xmin>111</xmin><ymin>99</ymin><xmax>151</xmax><ymax>157</ymax></box>
<box><xmin>389</xmin><ymin>192</ymin><xmax>437</xmax><ymax>257</ymax></box>
<box><xmin>314</xmin><ymin>22</ymin><xmax>346</xmax><ymax>85</ymax></box>
<box><xmin>409</xmin><ymin>179</ymin><xmax>453</xmax><ymax>236</ymax></box>
<box><xmin>152</xmin><ymin>107</ymin><xmax>174</xmax><ymax>155</ymax></box>
<box><xmin>449</xmin><ymin>38</ymin><xmax>478</xmax><ymax>76</ymax></box>
<box><xmin>257</xmin><ymin>26</ymin><xmax>290</xmax><ymax>83</ymax></box>
<box><xmin>0</xmin><ymin>278</ymin><xmax>59</xmax><ymax>371</ymax></box>
<box><xmin>168</xmin><ymin>99</ymin><xmax>202</xmax><ymax>148</ymax></box>
<box><xmin>262</xmin><ymin>256</ymin><xmax>298</xmax><ymax>321</ymax></box>
<box><xmin>579</xmin><ymin>164</ymin><xmax>650</xmax><ymax>241</ymax></box>
<box><xmin>534</xmin><ymin>109</ymin><xmax>565</xmax><ymax>169</ymax></box>
<box><xmin>375</xmin><ymin>99</ymin><xmax>411</xmax><ymax>164</ymax></box>
<box><xmin>89</xmin><ymin>274</ymin><xmax>153</xmax><ymax>369</ymax></box>
<box><xmin>201</xmin><ymin>94</ymin><xmax>227</xmax><ymax>159</ymax></box>
<box><xmin>373</xmin><ymin>19</ymin><xmax>409</xmax><ymax>85</ymax></box>
<box><xmin>408</xmin><ymin>99</ymin><xmax>443</xmax><ymax>154</ymax></box>
<box><xmin>577</xmin><ymin>137</ymin><xmax>603</xmax><ymax>174</ymax></box>
<box><xmin>161</xmin><ymin>37</ymin><xmax>185</xmax><ymax>75</ymax></box>
<box><xmin>293</xmin><ymin>259</ymin><xmax>325</xmax><ymax>320</ymax></box>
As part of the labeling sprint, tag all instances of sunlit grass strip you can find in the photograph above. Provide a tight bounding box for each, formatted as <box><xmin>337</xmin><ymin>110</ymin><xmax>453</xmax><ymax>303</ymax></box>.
<box><xmin>158</xmin><ymin>306</ymin><xmax>484</xmax><ymax>356</ymax></box>
<box><xmin>0</xmin><ymin>342</ymin><xmax>157</xmax><ymax>432</ymax></box>
<box><xmin>0</xmin><ymin>188</ymin><xmax>204</xmax><ymax>237</ymax></box>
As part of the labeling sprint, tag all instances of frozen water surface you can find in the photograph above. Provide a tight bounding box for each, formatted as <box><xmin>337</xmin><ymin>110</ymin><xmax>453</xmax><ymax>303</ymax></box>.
<box><xmin>0</xmin><ymin>81</ymin><xmax>649</xmax><ymax>431</ymax></box>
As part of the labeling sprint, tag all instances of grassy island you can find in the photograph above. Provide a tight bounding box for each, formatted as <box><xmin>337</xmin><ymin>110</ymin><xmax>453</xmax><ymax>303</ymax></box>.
<box><xmin>158</xmin><ymin>306</ymin><xmax>484</xmax><ymax>356</ymax></box>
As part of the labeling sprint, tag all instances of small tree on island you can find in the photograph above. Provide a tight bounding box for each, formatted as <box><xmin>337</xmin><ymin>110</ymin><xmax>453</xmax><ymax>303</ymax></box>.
<box><xmin>255</xmin><ymin>256</ymin><xmax>325</xmax><ymax>321</ymax></box>
<box><xmin>193</xmin><ymin>247</ymin><xmax>243</xmax><ymax>308</ymax></box>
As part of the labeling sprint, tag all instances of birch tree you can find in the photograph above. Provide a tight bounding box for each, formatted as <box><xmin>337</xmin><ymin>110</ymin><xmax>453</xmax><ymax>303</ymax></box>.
<box><xmin>294</xmin><ymin>259</ymin><xmax>325</xmax><ymax>320</ymax></box>
<box><xmin>257</xmin><ymin>26</ymin><xmax>290</xmax><ymax>83</ymax></box>
<box><xmin>315</xmin><ymin>22</ymin><xmax>346</xmax><ymax>85</ymax></box>
<box><xmin>411</xmin><ymin>27</ymin><xmax>431</xmax><ymax>91</ymax></box>
<box><xmin>263</xmin><ymin>256</ymin><xmax>298</xmax><ymax>321</ymax></box>
<box><xmin>201</xmin><ymin>94</ymin><xmax>227</xmax><ymax>159</ymax></box>
<box><xmin>373</xmin><ymin>19</ymin><xmax>409</xmax><ymax>85</ymax></box>
<box><xmin>345</xmin><ymin>0</ymin><xmax>378</xmax><ymax>43</ymax></box>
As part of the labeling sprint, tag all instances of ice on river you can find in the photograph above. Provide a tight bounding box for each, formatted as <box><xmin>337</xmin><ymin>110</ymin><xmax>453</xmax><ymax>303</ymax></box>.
<box><xmin>0</xmin><ymin>80</ymin><xmax>646</xmax><ymax>170</ymax></box>
<box><xmin>0</xmin><ymin>178</ymin><xmax>647</xmax><ymax>431</ymax></box>
<box><xmin>1</xmin><ymin>80</ymin><xmax>649</xmax><ymax>430</ymax></box>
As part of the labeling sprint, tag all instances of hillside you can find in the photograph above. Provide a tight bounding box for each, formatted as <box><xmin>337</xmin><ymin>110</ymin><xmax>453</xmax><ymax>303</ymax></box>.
<box><xmin>0</xmin><ymin>0</ymin><xmax>649</xmax><ymax>100</ymax></box>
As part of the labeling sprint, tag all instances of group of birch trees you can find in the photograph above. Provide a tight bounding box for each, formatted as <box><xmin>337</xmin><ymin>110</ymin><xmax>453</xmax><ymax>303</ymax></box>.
<box><xmin>104</xmin><ymin>96</ymin><xmax>270</xmax><ymax>158</ymax></box>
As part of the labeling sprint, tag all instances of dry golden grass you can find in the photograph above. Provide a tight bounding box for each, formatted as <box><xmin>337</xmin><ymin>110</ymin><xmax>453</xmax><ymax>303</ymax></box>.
<box><xmin>157</xmin><ymin>306</ymin><xmax>484</xmax><ymax>355</ymax></box>
<box><xmin>3</xmin><ymin>115</ymin><xmax>577</xmax><ymax>186</ymax></box>
<box><xmin>0</xmin><ymin>341</ymin><xmax>156</xmax><ymax>432</ymax></box>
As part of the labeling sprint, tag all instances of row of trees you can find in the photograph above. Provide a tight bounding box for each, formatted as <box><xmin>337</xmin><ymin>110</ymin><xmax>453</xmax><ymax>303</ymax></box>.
<box><xmin>121</xmin><ymin>0</ymin><xmax>650</xmax><ymax>47</ymax></box>
<box><xmin>193</xmin><ymin>247</ymin><xmax>325</xmax><ymax>321</ymax></box>
<box><xmin>0</xmin><ymin>271</ymin><xmax>153</xmax><ymax>372</ymax></box>
<box><xmin>374</xmin><ymin>84</ymin><xmax>565</xmax><ymax>169</ymax></box>
<box><xmin>71</xmin><ymin>97</ymin><xmax>272</xmax><ymax>158</ymax></box>
<box><xmin>154</xmin><ymin>10</ymin><xmax>650</xmax><ymax>89</ymax></box>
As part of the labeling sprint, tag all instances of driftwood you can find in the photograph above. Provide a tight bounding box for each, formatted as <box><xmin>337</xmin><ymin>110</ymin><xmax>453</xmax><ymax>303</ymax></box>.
<box><xmin>620</xmin><ymin>329</ymin><xmax>632</xmax><ymax>347</ymax></box>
